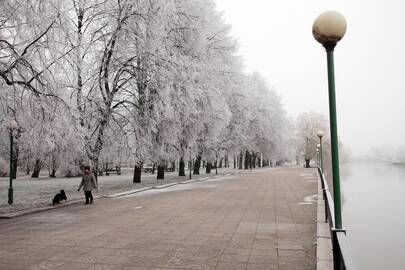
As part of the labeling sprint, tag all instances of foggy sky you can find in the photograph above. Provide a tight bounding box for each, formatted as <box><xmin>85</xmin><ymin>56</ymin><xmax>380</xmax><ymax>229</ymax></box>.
<box><xmin>214</xmin><ymin>0</ymin><xmax>405</xmax><ymax>155</ymax></box>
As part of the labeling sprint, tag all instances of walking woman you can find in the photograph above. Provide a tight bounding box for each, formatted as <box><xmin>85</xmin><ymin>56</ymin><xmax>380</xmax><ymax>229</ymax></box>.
<box><xmin>78</xmin><ymin>166</ymin><xmax>98</xmax><ymax>204</ymax></box>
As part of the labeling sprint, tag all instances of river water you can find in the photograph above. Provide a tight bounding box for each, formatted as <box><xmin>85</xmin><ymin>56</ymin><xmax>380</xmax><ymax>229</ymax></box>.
<box><xmin>341</xmin><ymin>162</ymin><xmax>405</xmax><ymax>270</ymax></box>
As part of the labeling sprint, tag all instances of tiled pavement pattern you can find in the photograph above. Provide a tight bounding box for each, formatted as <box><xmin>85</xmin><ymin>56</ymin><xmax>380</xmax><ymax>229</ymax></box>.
<box><xmin>0</xmin><ymin>167</ymin><xmax>317</xmax><ymax>270</ymax></box>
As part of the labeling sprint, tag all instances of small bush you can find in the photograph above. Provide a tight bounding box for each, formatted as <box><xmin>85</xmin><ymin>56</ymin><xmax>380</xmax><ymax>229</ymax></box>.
<box><xmin>59</xmin><ymin>162</ymin><xmax>82</xmax><ymax>177</ymax></box>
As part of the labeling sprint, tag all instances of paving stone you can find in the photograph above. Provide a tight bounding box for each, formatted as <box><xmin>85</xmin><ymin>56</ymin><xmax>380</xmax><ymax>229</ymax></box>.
<box><xmin>276</xmin><ymin>244</ymin><xmax>304</xmax><ymax>251</ymax></box>
<box><xmin>317</xmin><ymin>260</ymin><xmax>333</xmax><ymax>270</ymax></box>
<box><xmin>248</xmin><ymin>255</ymin><xmax>278</xmax><ymax>265</ymax></box>
<box><xmin>220</xmin><ymin>252</ymin><xmax>250</xmax><ymax>263</ymax></box>
<box><xmin>317</xmin><ymin>222</ymin><xmax>331</xmax><ymax>239</ymax></box>
<box><xmin>316</xmin><ymin>238</ymin><xmax>333</xmax><ymax>261</ymax></box>
<box><xmin>277</xmin><ymin>250</ymin><xmax>307</xmax><ymax>258</ymax></box>
<box><xmin>215</xmin><ymin>262</ymin><xmax>248</xmax><ymax>270</ymax></box>
<box><xmin>247</xmin><ymin>263</ymin><xmax>278</xmax><ymax>270</ymax></box>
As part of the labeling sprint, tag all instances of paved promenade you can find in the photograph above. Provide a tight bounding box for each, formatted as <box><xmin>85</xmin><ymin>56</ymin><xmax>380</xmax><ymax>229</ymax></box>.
<box><xmin>0</xmin><ymin>167</ymin><xmax>318</xmax><ymax>270</ymax></box>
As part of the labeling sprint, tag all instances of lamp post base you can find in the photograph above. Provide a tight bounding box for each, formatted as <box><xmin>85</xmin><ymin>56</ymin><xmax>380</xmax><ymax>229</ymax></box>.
<box><xmin>8</xmin><ymin>188</ymin><xmax>13</xmax><ymax>205</ymax></box>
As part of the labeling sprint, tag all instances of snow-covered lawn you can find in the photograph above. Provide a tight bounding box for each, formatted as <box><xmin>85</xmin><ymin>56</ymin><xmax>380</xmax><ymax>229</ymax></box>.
<box><xmin>0</xmin><ymin>168</ymin><xmax>235</xmax><ymax>214</ymax></box>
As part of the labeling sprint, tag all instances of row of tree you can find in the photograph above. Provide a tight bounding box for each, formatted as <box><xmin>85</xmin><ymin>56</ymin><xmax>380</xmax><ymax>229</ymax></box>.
<box><xmin>0</xmin><ymin>0</ymin><xmax>292</xmax><ymax>181</ymax></box>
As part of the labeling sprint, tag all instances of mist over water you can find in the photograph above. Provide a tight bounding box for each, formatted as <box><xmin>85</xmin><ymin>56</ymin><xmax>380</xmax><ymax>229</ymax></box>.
<box><xmin>341</xmin><ymin>162</ymin><xmax>405</xmax><ymax>270</ymax></box>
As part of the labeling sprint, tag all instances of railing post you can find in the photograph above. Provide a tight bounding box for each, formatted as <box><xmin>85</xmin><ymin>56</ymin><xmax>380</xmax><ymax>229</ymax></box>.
<box><xmin>324</xmin><ymin>190</ymin><xmax>329</xmax><ymax>223</ymax></box>
<box><xmin>332</xmin><ymin>229</ymin><xmax>347</xmax><ymax>270</ymax></box>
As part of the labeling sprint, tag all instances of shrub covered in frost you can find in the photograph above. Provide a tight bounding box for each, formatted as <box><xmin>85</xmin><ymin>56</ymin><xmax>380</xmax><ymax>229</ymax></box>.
<box><xmin>0</xmin><ymin>157</ymin><xmax>7</xmax><ymax>177</ymax></box>
<box><xmin>59</xmin><ymin>162</ymin><xmax>82</xmax><ymax>177</ymax></box>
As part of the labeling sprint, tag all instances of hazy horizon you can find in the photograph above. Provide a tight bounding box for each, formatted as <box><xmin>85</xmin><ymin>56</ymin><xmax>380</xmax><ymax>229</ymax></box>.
<box><xmin>214</xmin><ymin>0</ymin><xmax>405</xmax><ymax>156</ymax></box>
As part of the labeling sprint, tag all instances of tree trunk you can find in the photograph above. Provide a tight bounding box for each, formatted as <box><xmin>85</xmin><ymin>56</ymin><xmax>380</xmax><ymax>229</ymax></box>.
<box><xmin>104</xmin><ymin>162</ymin><xmax>109</xmax><ymax>175</ymax></box>
<box><xmin>218</xmin><ymin>158</ymin><xmax>223</xmax><ymax>168</ymax></box>
<box><xmin>239</xmin><ymin>152</ymin><xmax>243</xmax><ymax>170</ymax></box>
<box><xmin>193</xmin><ymin>155</ymin><xmax>201</xmax><ymax>175</ymax></box>
<box><xmin>305</xmin><ymin>159</ymin><xmax>311</xmax><ymax>168</ymax></box>
<box><xmin>189</xmin><ymin>160</ymin><xmax>192</xmax><ymax>179</ymax></box>
<box><xmin>152</xmin><ymin>164</ymin><xmax>156</xmax><ymax>174</ymax></box>
<box><xmin>49</xmin><ymin>154</ymin><xmax>57</xmax><ymax>177</ymax></box>
<box><xmin>179</xmin><ymin>157</ymin><xmax>185</xmax><ymax>176</ymax></box>
<box><xmin>215</xmin><ymin>160</ymin><xmax>218</xmax><ymax>175</ymax></box>
<box><xmin>31</xmin><ymin>159</ymin><xmax>42</xmax><ymax>178</ymax></box>
<box><xmin>234</xmin><ymin>156</ymin><xmax>236</xmax><ymax>169</ymax></box>
<box><xmin>133</xmin><ymin>164</ymin><xmax>142</xmax><ymax>183</ymax></box>
<box><xmin>244</xmin><ymin>151</ymin><xmax>250</xmax><ymax>170</ymax></box>
<box><xmin>94</xmin><ymin>165</ymin><xmax>99</xmax><ymax>182</ymax></box>
<box><xmin>157</xmin><ymin>165</ymin><xmax>164</xmax><ymax>179</ymax></box>
<box><xmin>90</xmin><ymin>117</ymin><xmax>109</xmax><ymax>182</ymax></box>
<box><xmin>206</xmin><ymin>162</ymin><xmax>212</xmax><ymax>174</ymax></box>
<box><xmin>251</xmin><ymin>153</ymin><xmax>256</xmax><ymax>168</ymax></box>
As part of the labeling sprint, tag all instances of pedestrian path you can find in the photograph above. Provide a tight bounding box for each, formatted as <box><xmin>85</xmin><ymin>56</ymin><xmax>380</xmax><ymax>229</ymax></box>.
<box><xmin>0</xmin><ymin>167</ymin><xmax>318</xmax><ymax>270</ymax></box>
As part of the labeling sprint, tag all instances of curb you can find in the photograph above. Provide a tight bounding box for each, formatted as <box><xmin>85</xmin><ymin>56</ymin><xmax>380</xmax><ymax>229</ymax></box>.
<box><xmin>103</xmin><ymin>187</ymin><xmax>153</xmax><ymax>198</ymax></box>
<box><xmin>152</xmin><ymin>183</ymin><xmax>179</xmax><ymax>189</ymax></box>
<box><xmin>0</xmin><ymin>199</ymin><xmax>83</xmax><ymax>219</ymax></box>
<box><xmin>0</xmin><ymin>172</ymin><xmax>236</xmax><ymax>219</ymax></box>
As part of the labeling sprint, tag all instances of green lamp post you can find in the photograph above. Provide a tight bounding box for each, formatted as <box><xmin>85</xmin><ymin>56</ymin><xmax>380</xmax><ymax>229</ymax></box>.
<box><xmin>313</xmin><ymin>11</ymin><xmax>347</xmax><ymax>230</ymax></box>
<box><xmin>6</xmin><ymin>119</ymin><xmax>18</xmax><ymax>205</ymax></box>
<box><xmin>317</xmin><ymin>130</ymin><xmax>324</xmax><ymax>173</ymax></box>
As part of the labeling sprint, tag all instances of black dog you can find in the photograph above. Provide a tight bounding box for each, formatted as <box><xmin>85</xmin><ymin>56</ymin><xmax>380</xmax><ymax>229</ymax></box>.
<box><xmin>52</xmin><ymin>190</ymin><xmax>67</xmax><ymax>205</ymax></box>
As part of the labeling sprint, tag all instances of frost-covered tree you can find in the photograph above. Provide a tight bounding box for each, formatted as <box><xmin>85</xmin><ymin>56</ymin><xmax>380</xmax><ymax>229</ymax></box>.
<box><xmin>0</xmin><ymin>1</ymin><xmax>63</xmax><ymax>97</ymax></box>
<box><xmin>295</xmin><ymin>112</ymin><xmax>328</xmax><ymax>167</ymax></box>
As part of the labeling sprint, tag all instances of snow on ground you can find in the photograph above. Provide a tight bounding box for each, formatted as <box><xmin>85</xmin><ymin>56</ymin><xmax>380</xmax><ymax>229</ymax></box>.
<box><xmin>0</xmin><ymin>168</ymin><xmax>235</xmax><ymax>214</ymax></box>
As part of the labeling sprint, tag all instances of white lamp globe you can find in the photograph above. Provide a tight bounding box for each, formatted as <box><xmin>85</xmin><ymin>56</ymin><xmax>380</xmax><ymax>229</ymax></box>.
<box><xmin>6</xmin><ymin>119</ymin><xmax>18</xmax><ymax>130</ymax></box>
<box><xmin>313</xmin><ymin>11</ymin><xmax>347</xmax><ymax>45</ymax></box>
<box><xmin>317</xmin><ymin>130</ymin><xmax>324</xmax><ymax>138</ymax></box>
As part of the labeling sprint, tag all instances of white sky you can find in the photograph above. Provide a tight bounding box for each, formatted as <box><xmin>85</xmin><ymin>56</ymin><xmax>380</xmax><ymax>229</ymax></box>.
<box><xmin>214</xmin><ymin>0</ymin><xmax>405</xmax><ymax>155</ymax></box>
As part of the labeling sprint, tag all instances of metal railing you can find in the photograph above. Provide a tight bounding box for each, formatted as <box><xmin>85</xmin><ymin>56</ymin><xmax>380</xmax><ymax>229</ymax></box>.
<box><xmin>318</xmin><ymin>167</ymin><xmax>358</xmax><ymax>270</ymax></box>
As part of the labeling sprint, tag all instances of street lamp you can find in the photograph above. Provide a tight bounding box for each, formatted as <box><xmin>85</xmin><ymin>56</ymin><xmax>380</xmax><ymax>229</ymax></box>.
<box><xmin>316</xmin><ymin>144</ymin><xmax>320</xmax><ymax>167</ymax></box>
<box><xmin>313</xmin><ymin>11</ymin><xmax>346</xmax><ymax>230</ymax></box>
<box><xmin>6</xmin><ymin>119</ymin><xmax>18</xmax><ymax>205</ymax></box>
<box><xmin>317</xmin><ymin>130</ymin><xmax>324</xmax><ymax>172</ymax></box>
